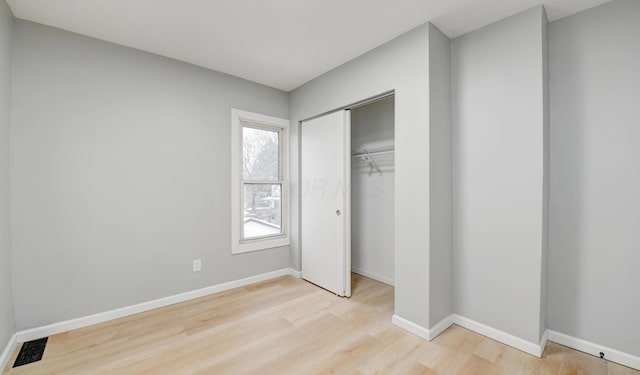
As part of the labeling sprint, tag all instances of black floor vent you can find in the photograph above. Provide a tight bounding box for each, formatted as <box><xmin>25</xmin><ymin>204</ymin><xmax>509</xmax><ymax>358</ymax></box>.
<box><xmin>13</xmin><ymin>337</ymin><xmax>48</xmax><ymax>368</ymax></box>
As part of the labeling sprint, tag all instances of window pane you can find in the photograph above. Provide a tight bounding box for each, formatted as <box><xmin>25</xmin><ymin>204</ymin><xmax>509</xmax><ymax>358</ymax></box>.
<box><xmin>243</xmin><ymin>184</ymin><xmax>282</xmax><ymax>239</ymax></box>
<box><xmin>242</xmin><ymin>126</ymin><xmax>279</xmax><ymax>180</ymax></box>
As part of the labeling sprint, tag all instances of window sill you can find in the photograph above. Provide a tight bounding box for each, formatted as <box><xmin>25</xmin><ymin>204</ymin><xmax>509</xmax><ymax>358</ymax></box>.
<box><xmin>232</xmin><ymin>236</ymin><xmax>290</xmax><ymax>255</ymax></box>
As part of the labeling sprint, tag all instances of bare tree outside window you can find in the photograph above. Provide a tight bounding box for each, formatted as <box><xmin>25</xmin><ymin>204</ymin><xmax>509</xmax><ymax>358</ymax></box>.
<box><xmin>243</xmin><ymin>127</ymin><xmax>278</xmax><ymax>180</ymax></box>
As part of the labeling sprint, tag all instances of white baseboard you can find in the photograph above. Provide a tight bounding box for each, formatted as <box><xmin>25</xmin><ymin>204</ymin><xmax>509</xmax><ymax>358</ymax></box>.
<box><xmin>540</xmin><ymin>329</ymin><xmax>548</xmax><ymax>354</ymax></box>
<box><xmin>16</xmin><ymin>268</ymin><xmax>298</xmax><ymax>343</ymax></box>
<box><xmin>392</xmin><ymin>315</ymin><xmax>430</xmax><ymax>340</ymax></box>
<box><xmin>288</xmin><ymin>268</ymin><xmax>302</xmax><ymax>279</ymax></box>
<box><xmin>391</xmin><ymin>314</ymin><xmax>454</xmax><ymax>341</ymax></box>
<box><xmin>392</xmin><ymin>313</ymin><xmax>543</xmax><ymax>358</ymax></box>
<box><xmin>392</xmin><ymin>314</ymin><xmax>637</xmax><ymax>367</ymax></box>
<box><xmin>352</xmin><ymin>267</ymin><xmax>394</xmax><ymax>286</ymax></box>
<box><xmin>453</xmin><ymin>314</ymin><xmax>544</xmax><ymax>357</ymax></box>
<box><xmin>0</xmin><ymin>334</ymin><xmax>17</xmax><ymax>372</ymax></box>
<box><xmin>547</xmin><ymin>330</ymin><xmax>640</xmax><ymax>370</ymax></box>
<box><xmin>429</xmin><ymin>314</ymin><xmax>455</xmax><ymax>340</ymax></box>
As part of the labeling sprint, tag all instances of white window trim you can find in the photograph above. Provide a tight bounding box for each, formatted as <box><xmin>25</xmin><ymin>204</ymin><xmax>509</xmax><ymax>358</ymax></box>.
<box><xmin>231</xmin><ymin>109</ymin><xmax>290</xmax><ymax>254</ymax></box>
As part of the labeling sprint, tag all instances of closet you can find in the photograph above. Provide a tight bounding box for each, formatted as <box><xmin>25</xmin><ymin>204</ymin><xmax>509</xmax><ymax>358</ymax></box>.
<box><xmin>350</xmin><ymin>96</ymin><xmax>395</xmax><ymax>286</ymax></box>
<box><xmin>300</xmin><ymin>94</ymin><xmax>394</xmax><ymax>297</ymax></box>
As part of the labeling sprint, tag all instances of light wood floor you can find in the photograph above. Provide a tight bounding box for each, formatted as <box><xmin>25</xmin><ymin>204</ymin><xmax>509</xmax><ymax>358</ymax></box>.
<box><xmin>3</xmin><ymin>274</ymin><xmax>638</xmax><ymax>375</ymax></box>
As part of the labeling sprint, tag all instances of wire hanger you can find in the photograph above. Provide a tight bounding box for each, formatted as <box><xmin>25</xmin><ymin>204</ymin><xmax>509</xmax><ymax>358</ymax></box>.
<box><xmin>358</xmin><ymin>149</ymin><xmax>382</xmax><ymax>176</ymax></box>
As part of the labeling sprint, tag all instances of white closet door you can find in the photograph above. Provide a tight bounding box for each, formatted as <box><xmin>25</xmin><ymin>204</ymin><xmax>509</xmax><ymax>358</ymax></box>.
<box><xmin>301</xmin><ymin>110</ymin><xmax>351</xmax><ymax>297</ymax></box>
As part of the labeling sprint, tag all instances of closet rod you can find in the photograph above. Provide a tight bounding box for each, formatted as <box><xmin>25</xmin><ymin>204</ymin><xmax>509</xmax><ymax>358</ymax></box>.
<box><xmin>351</xmin><ymin>149</ymin><xmax>395</xmax><ymax>158</ymax></box>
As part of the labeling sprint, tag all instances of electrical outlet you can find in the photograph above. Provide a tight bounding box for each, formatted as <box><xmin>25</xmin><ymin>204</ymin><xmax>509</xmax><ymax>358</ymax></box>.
<box><xmin>193</xmin><ymin>259</ymin><xmax>202</xmax><ymax>272</ymax></box>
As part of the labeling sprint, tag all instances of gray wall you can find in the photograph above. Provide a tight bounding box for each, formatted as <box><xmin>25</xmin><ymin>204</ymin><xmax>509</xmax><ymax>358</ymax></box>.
<box><xmin>290</xmin><ymin>24</ymin><xmax>433</xmax><ymax>327</ymax></box>
<box><xmin>350</xmin><ymin>97</ymin><xmax>395</xmax><ymax>285</ymax></box>
<box><xmin>451</xmin><ymin>6</ymin><xmax>548</xmax><ymax>344</ymax></box>
<box><xmin>0</xmin><ymin>0</ymin><xmax>14</xmax><ymax>350</ymax></box>
<box><xmin>428</xmin><ymin>23</ymin><xmax>453</xmax><ymax>328</ymax></box>
<box><xmin>548</xmin><ymin>0</ymin><xmax>640</xmax><ymax>356</ymax></box>
<box><xmin>10</xmin><ymin>21</ymin><xmax>290</xmax><ymax>330</ymax></box>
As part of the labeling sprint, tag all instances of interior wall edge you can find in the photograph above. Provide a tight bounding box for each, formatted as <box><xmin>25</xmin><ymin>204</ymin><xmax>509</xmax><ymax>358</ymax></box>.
<box><xmin>426</xmin><ymin>20</ymin><xmax>453</xmax><ymax>328</ymax></box>
<box><xmin>538</xmin><ymin>2</ymin><xmax>551</xmax><ymax>344</ymax></box>
<box><xmin>0</xmin><ymin>0</ymin><xmax>16</xmax><ymax>360</ymax></box>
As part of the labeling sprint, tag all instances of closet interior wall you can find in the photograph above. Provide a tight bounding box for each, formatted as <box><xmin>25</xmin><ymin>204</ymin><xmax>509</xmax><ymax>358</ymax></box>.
<box><xmin>350</xmin><ymin>97</ymin><xmax>395</xmax><ymax>286</ymax></box>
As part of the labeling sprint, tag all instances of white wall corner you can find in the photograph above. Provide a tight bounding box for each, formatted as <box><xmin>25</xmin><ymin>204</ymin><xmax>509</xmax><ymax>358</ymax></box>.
<box><xmin>539</xmin><ymin>329</ymin><xmax>549</xmax><ymax>357</ymax></box>
<box><xmin>547</xmin><ymin>330</ymin><xmax>640</xmax><ymax>371</ymax></box>
<box><xmin>427</xmin><ymin>314</ymin><xmax>455</xmax><ymax>340</ymax></box>
<box><xmin>392</xmin><ymin>314</ymin><xmax>455</xmax><ymax>341</ymax></box>
<box><xmin>15</xmin><ymin>268</ymin><xmax>297</xmax><ymax>343</ymax></box>
<box><xmin>351</xmin><ymin>267</ymin><xmax>394</xmax><ymax>286</ymax></box>
<box><xmin>0</xmin><ymin>334</ymin><xmax>17</xmax><ymax>372</ymax></box>
<box><xmin>452</xmin><ymin>314</ymin><xmax>544</xmax><ymax>357</ymax></box>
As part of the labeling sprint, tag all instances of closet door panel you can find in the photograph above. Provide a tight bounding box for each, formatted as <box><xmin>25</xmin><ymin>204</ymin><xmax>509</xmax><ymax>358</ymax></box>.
<box><xmin>300</xmin><ymin>110</ymin><xmax>350</xmax><ymax>297</ymax></box>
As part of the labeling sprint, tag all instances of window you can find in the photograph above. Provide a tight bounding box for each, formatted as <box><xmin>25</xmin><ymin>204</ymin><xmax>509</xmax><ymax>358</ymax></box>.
<box><xmin>231</xmin><ymin>109</ymin><xmax>289</xmax><ymax>254</ymax></box>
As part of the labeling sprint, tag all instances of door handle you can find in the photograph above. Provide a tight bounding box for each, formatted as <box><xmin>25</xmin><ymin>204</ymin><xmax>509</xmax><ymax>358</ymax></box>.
<box><xmin>336</xmin><ymin>209</ymin><xmax>341</xmax><ymax>216</ymax></box>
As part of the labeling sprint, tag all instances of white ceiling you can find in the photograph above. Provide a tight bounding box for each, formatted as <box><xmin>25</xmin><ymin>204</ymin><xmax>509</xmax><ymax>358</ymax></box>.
<box><xmin>6</xmin><ymin>0</ymin><xmax>611</xmax><ymax>91</ymax></box>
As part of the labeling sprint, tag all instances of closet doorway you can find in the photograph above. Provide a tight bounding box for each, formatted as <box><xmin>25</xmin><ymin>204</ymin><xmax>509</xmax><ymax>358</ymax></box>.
<box><xmin>350</xmin><ymin>96</ymin><xmax>395</xmax><ymax>287</ymax></box>
<box><xmin>300</xmin><ymin>93</ymin><xmax>395</xmax><ymax>297</ymax></box>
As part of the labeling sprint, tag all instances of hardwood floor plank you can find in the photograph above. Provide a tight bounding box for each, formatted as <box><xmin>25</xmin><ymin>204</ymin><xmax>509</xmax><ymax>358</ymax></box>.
<box><xmin>455</xmin><ymin>354</ymin><xmax>506</xmax><ymax>375</ymax></box>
